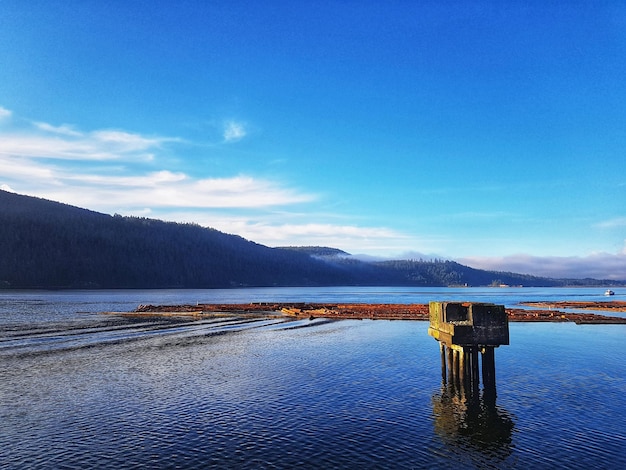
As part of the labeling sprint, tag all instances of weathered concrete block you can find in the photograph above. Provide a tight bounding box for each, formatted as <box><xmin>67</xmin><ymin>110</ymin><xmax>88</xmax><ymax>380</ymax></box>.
<box><xmin>428</xmin><ymin>301</ymin><xmax>509</xmax><ymax>347</ymax></box>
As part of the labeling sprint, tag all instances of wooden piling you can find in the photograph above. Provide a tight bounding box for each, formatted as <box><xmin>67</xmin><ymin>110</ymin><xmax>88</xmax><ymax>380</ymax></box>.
<box><xmin>481</xmin><ymin>346</ymin><xmax>496</xmax><ymax>389</ymax></box>
<box><xmin>457</xmin><ymin>349</ymin><xmax>464</xmax><ymax>389</ymax></box>
<box><xmin>471</xmin><ymin>347</ymin><xmax>480</xmax><ymax>391</ymax></box>
<box><xmin>439</xmin><ymin>343</ymin><xmax>446</xmax><ymax>381</ymax></box>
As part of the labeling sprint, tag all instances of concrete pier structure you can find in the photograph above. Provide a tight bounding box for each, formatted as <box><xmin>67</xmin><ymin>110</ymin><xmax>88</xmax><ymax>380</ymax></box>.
<box><xmin>428</xmin><ymin>302</ymin><xmax>509</xmax><ymax>391</ymax></box>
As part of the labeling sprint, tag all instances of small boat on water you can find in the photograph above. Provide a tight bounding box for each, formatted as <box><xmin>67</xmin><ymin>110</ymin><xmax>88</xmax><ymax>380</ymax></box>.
<box><xmin>605</xmin><ymin>289</ymin><xmax>615</xmax><ymax>296</ymax></box>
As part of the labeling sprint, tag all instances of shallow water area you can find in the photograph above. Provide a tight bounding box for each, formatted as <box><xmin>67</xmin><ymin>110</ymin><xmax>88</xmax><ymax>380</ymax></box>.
<box><xmin>1</xmin><ymin>287</ymin><xmax>625</xmax><ymax>469</ymax></box>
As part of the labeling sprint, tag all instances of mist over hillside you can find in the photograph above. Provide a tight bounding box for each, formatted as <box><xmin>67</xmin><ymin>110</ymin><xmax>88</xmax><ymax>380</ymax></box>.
<box><xmin>1</xmin><ymin>190</ymin><xmax>623</xmax><ymax>289</ymax></box>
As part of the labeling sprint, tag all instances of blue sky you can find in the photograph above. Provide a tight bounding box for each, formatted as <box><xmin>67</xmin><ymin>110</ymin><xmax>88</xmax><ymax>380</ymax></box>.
<box><xmin>1</xmin><ymin>1</ymin><xmax>626</xmax><ymax>279</ymax></box>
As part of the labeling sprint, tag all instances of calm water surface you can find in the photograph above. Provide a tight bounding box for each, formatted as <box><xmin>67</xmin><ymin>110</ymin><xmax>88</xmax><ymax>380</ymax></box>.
<box><xmin>1</xmin><ymin>287</ymin><xmax>625</xmax><ymax>469</ymax></box>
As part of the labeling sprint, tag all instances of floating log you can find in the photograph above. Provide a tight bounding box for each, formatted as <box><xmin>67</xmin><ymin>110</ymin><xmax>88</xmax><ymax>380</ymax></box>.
<box><xmin>105</xmin><ymin>302</ymin><xmax>626</xmax><ymax>323</ymax></box>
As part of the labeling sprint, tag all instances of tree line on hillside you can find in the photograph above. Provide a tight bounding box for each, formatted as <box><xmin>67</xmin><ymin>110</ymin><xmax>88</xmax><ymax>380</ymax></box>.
<box><xmin>370</xmin><ymin>259</ymin><xmax>560</xmax><ymax>287</ymax></box>
<box><xmin>1</xmin><ymin>190</ymin><xmax>624</xmax><ymax>289</ymax></box>
<box><xmin>0</xmin><ymin>190</ymin><xmax>356</xmax><ymax>288</ymax></box>
<box><xmin>0</xmin><ymin>213</ymin><xmax>358</xmax><ymax>289</ymax></box>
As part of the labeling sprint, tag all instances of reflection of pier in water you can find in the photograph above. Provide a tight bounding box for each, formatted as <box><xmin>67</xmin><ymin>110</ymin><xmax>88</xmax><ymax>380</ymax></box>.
<box><xmin>432</xmin><ymin>382</ymin><xmax>514</xmax><ymax>462</ymax></box>
<box><xmin>429</xmin><ymin>302</ymin><xmax>514</xmax><ymax>462</ymax></box>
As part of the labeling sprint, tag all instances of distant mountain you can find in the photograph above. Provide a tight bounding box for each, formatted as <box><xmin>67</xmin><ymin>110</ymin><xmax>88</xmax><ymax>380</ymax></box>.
<box><xmin>1</xmin><ymin>190</ymin><xmax>624</xmax><ymax>289</ymax></box>
<box><xmin>370</xmin><ymin>259</ymin><xmax>557</xmax><ymax>287</ymax></box>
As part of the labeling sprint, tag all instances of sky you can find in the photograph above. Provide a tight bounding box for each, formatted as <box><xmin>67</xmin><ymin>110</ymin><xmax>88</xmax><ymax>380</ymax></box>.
<box><xmin>1</xmin><ymin>1</ymin><xmax>625</xmax><ymax>279</ymax></box>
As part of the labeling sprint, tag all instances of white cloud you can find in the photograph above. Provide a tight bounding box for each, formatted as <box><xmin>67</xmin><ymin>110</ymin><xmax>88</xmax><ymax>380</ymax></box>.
<box><xmin>90</xmin><ymin>129</ymin><xmax>170</xmax><ymax>152</ymax></box>
<box><xmin>0</xmin><ymin>114</ymin><xmax>179</xmax><ymax>163</ymax></box>
<box><xmin>0</xmin><ymin>129</ymin><xmax>168</xmax><ymax>162</ymax></box>
<box><xmin>223</xmin><ymin>120</ymin><xmax>246</xmax><ymax>142</ymax></box>
<box><xmin>0</xmin><ymin>154</ymin><xmax>59</xmax><ymax>181</ymax></box>
<box><xmin>255</xmin><ymin>222</ymin><xmax>401</xmax><ymax>241</ymax></box>
<box><xmin>63</xmin><ymin>170</ymin><xmax>188</xmax><ymax>187</ymax></box>
<box><xmin>9</xmin><ymin>164</ymin><xmax>315</xmax><ymax>211</ymax></box>
<box><xmin>2</xmin><ymin>161</ymin><xmax>311</xmax><ymax>215</ymax></box>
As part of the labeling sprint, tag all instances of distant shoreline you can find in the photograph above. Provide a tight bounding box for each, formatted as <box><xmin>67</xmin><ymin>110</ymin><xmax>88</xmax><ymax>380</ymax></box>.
<box><xmin>108</xmin><ymin>302</ymin><xmax>626</xmax><ymax>324</ymax></box>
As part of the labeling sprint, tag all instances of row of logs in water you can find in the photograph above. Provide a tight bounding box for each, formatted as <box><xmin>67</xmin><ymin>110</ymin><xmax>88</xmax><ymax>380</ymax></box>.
<box><xmin>439</xmin><ymin>343</ymin><xmax>497</xmax><ymax>396</ymax></box>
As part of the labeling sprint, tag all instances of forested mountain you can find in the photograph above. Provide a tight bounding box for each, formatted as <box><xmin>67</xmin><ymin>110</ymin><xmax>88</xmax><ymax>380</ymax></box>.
<box><xmin>1</xmin><ymin>190</ymin><xmax>623</xmax><ymax>289</ymax></box>
<box><xmin>0</xmin><ymin>190</ymin><xmax>356</xmax><ymax>288</ymax></box>
<box><xmin>370</xmin><ymin>259</ymin><xmax>559</xmax><ymax>287</ymax></box>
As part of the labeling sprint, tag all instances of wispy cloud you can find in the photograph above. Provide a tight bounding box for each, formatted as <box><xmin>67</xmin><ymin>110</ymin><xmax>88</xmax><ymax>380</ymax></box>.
<box><xmin>223</xmin><ymin>120</ymin><xmax>246</xmax><ymax>142</ymax></box>
<box><xmin>0</xmin><ymin>109</ymin><xmax>311</xmax><ymax>209</ymax></box>
<box><xmin>33</xmin><ymin>121</ymin><xmax>82</xmax><ymax>136</ymax></box>
<box><xmin>0</xmin><ymin>106</ymin><xmax>12</xmax><ymax>121</ymax></box>
<box><xmin>161</xmin><ymin>214</ymin><xmax>414</xmax><ymax>255</ymax></box>
<box><xmin>0</xmin><ymin>148</ymin><xmax>315</xmax><ymax>210</ymax></box>
<box><xmin>57</xmin><ymin>174</ymin><xmax>316</xmax><ymax>210</ymax></box>
<box><xmin>249</xmin><ymin>222</ymin><xmax>403</xmax><ymax>244</ymax></box>
<box><xmin>0</xmin><ymin>124</ymin><xmax>171</xmax><ymax>162</ymax></box>
<box><xmin>595</xmin><ymin>217</ymin><xmax>626</xmax><ymax>229</ymax></box>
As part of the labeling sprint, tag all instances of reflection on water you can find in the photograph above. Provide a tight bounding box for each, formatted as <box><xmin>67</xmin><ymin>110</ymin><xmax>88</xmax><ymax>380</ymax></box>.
<box><xmin>2</xmin><ymin>290</ymin><xmax>626</xmax><ymax>469</ymax></box>
<box><xmin>432</xmin><ymin>379</ymin><xmax>514</xmax><ymax>466</ymax></box>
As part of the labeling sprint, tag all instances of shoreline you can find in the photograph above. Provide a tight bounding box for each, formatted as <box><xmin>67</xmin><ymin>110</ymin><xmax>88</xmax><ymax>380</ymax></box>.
<box><xmin>116</xmin><ymin>302</ymin><xmax>626</xmax><ymax>324</ymax></box>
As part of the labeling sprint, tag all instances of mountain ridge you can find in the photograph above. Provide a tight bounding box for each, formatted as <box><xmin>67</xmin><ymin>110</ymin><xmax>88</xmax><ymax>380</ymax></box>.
<box><xmin>1</xmin><ymin>190</ymin><xmax>624</xmax><ymax>289</ymax></box>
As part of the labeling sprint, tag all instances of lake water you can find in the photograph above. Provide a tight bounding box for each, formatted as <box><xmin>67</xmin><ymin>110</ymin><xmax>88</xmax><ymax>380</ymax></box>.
<box><xmin>1</xmin><ymin>287</ymin><xmax>625</xmax><ymax>469</ymax></box>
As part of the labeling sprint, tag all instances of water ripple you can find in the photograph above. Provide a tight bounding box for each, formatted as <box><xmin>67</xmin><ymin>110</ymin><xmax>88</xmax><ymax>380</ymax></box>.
<box><xmin>2</xmin><ymin>316</ymin><xmax>625</xmax><ymax>469</ymax></box>
<box><xmin>0</xmin><ymin>315</ymin><xmax>288</xmax><ymax>358</ymax></box>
